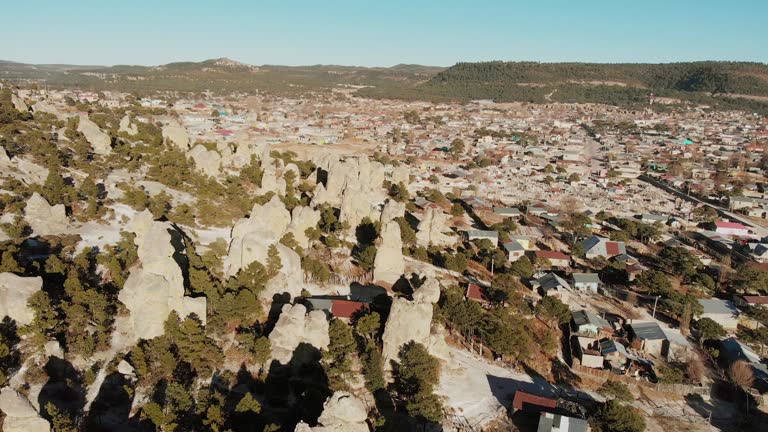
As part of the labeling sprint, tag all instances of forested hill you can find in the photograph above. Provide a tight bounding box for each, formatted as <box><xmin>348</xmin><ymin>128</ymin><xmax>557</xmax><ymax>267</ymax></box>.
<box><xmin>359</xmin><ymin>61</ymin><xmax>768</xmax><ymax>114</ymax></box>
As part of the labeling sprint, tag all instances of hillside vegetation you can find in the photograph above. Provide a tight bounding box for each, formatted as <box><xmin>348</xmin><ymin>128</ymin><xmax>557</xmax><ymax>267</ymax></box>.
<box><xmin>359</xmin><ymin>61</ymin><xmax>768</xmax><ymax>114</ymax></box>
<box><xmin>3</xmin><ymin>58</ymin><xmax>768</xmax><ymax>113</ymax></box>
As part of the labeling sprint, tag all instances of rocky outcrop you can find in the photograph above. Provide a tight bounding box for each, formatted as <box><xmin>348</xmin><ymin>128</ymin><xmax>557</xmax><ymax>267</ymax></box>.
<box><xmin>118</xmin><ymin>114</ymin><xmax>138</xmax><ymax>135</ymax></box>
<box><xmin>10</xmin><ymin>94</ymin><xmax>28</xmax><ymax>114</ymax></box>
<box><xmin>223</xmin><ymin>197</ymin><xmax>305</xmax><ymax>298</ymax></box>
<box><xmin>381</xmin><ymin>277</ymin><xmax>441</xmax><ymax>370</ymax></box>
<box><xmin>390</xmin><ymin>164</ymin><xmax>410</xmax><ymax>186</ymax></box>
<box><xmin>31</xmin><ymin>100</ymin><xmax>64</xmax><ymax>120</ymax></box>
<box><xmin>268</xmin><ymin>304</ymin><xmax>329</xmax><ymax>365</ymax></box>
<box><xmin>339</xmin><ymin>183</ymin><xmax>380</xmax><ymax>231</ymax></box>
<box><xmin>312</xmin><ymin>156</ymin><xmax>387</xmax><ymax>209</ymax></box>
<box><xmin>24</xmin><ymin>192</ymin><xmax>68</xmax><ymax>236</ymax></box>
<box><xmin>0</xmin><ymin>149</ymin><xmax>49</xmax><ymax>185</ymax></box>
<box><xmin>77</xmin><ymin>116</ymin><xmax>112</xmax><ymax>155</ymax></box>
<box><xmin>224</xmin><ymin>196</ymin><xmax>291</xmax><ymax>277</ymax></box>
<box><xmin>257</xmin><ymin>163</ymin><xmax>287</xmax><ymax>195</ymax></box>
<box><xmin>287</xmin><ymin>206</ymin><xmax>321</xmax><ymax>248</ymax></box>
<box><xmin>416</xmin><ymin>207</ymin><xmax>456</xmax><ymax>247</ymax></box>
<box><xmin>262</xmin><ymin>243</ymin><xmax>304</xmax><ymax>300</ymax></box>
<box><xmin>162</xmin><ymin>119</ymin><xmax>190</xmax><ymax>150</ymax></box>
<box><xmin>373</xmin><ymin>221</ymin><xmax>404</xmax><ymax>285</ymax></box>
<box><xmin>0</xmin><ymin>273</ymin><xmax>42</xmax><ymax>326</ymax></box>
<box><xmin>188</xmin><ymin>144</ymin><xmax>222</xmax><ymax>177</ymax></box>
<box><xmin>114</xmin><ymin>212</ymin><xmax>206</xmax><ymax>347</ymax></box>
<box><xmin>294</xmin><ymin>391</ymin><xmax>368</xmax><ymax>432</ymax></box>
<box><xmin>0</xmin><ymin>387</ymin><xmax>51</xmax><ymax>432</ymax></box>
<box><xmin>379</xmin><ymin>200</ymin><xmax>405</xmax><ymax>224</ymax></box>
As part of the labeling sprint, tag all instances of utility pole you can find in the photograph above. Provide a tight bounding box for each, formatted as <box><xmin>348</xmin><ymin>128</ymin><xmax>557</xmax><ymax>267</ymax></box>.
<box><xmin>491</xmin><ymin>258</ymin><xmax>494</xmax><ymax>276</ymax></box>
<box><xmin>652</xmin><ymin>295</ymin><xmax>660</xmax><ymax>319</ymax></box>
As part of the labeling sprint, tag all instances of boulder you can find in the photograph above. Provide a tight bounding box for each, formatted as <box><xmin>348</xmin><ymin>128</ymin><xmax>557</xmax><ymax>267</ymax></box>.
<box><xmin>287</xmin><ymin>206</ymin><xmax>321</xmax><ymax>248</ymax></box>
<box><xmin>224</xmin><ymin>195</ymin><xmax>291</xmax><ymax>277</ymax></box>
<box><xmin>188</xmin><ymin>144</ymin><xmax>222</xmax><ymax>177</ymax></box>
<box><xmin>31</xmin><ymin>100</ymin><xmax>63</xmax><ymax>120</ymax></box>
<box><xmin>117</xmin><ymin>360</ymin><xmax>136</xmax><ymax>377</ymax></box>
<box><xmin>0</xmin><ymin>273</ymin><xmax>42</xmax><ymax>326</ymax></box>
<box><xmin>309</xmin><ymin>392</ymin><xmax>368</xmax><ymax>432</ymax></box>
<box><xmin>24</xmin><ymin>192</ymin><xmax>69</xmax><ymax>236</ymax></box>
<box><xmin>0</xmin><ymin>387</ymin><xmax>50</xmax><ymax>432</ymax></box>
<box><xmin>162</xmin><ymin>119</ymin><xmax>190</xmax><ymax>150</ymax></box>
<box><xmin>268</xmin><ymin>304</ymin><xmax>329</xmax><ymax>365</ymax></box>
<box><xmin>416</xmin><ymin>207</ymin><xmax>456</xmax><ymax>247</ymax></box>
<box><xmin>373</xmin><ymin>221</ymin><xmax>404</xmax><ymax>285</ymax></box>
<box><xmin>10</xmin><ymin>94</ymin><xmax>28</xmax><ymax>114</ymax></box>
<box><xmin>118</xmin><ymin>114</ymin><xmax>138</xmax><ymax>135</ymax></box>
<box><xmin>0</xmin><ymin>145</ymin><xmax>10</xmax><ymax>163</ymax></box>
<box><xmin>115</xmin><ymin>220</ymin><xmax>206</xmax><ymax>346</ymax></box>
<box><xmin>77</xmin><ymin>116</ymin><xmax>112</xmax><ymax>155</ymax></box>
<box><xmin>43</xmin><ymin>340</ymin><xmax>63</xmax><ymax>359</ymax></box>
<box><xmin>412</xmin><ymin>277</ymin><xmax>441</xmax><ymax>304</ymax></box>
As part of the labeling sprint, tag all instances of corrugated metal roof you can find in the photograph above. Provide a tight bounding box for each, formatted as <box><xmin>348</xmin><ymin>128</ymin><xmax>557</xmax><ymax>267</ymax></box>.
<box><xmin>631</xmin><ymin>321</ymin><xmax>666</xmax><ymax>341</ymax></box>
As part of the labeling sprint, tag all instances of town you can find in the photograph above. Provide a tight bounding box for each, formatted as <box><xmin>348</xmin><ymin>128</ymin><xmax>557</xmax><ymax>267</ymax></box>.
<box><xmin>1</xmin><ymin>72</ymin><xmax>768</xmax><ymax>432</ymax></box>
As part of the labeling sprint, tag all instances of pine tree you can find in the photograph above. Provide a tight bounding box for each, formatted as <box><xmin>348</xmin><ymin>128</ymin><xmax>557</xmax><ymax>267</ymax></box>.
<box><xmin>266</xmin><ymin>244</ymin><xmax>282</xmax><ymax>277</ymax></box>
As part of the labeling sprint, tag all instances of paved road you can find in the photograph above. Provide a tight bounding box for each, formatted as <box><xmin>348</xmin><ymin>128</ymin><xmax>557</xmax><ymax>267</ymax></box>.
<box><xmin>638</xmin><ymin>174</ymin><xmax>768</xmax><ymax>238</ymax></box>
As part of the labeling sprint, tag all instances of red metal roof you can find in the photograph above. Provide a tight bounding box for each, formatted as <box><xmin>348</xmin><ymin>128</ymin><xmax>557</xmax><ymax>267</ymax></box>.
<box><xmin>605</xmin><ymin>242</ymin><xmax>620</xmax><ymax>255</ymax></box>
<box><xmin>715</xmin><ymin>221</ymin><xmax>748</xmax><ymax>230</ymax></box>
<box><xmin>466</xmin><ymin>284</ymin><xmax>490</xmax><ymax>303</ymax></box>
<box><xmin>512</xmin><ymin>391</ymin><xmax>557</xmax><ymax>412</ymax></box>
<box><xmin>331</xmin><ymin>300</ymin><xmax>368</xmax><ymax>319</ymax></box>
<box><xmin>535</xmin><ymin>250</ymin><xmax>570</xmax><ymax>261</ymax></box>
<box><xmin>743</xmin><ymin>296</ymin><xmax>768</xmax><ymax>305</ymax></box>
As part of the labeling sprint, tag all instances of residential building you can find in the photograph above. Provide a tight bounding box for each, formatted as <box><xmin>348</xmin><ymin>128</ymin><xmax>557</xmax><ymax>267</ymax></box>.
<box><xmin>581</xmin><ymin>236</ymin><xmax>626</xmax><ymax>259</ymax></box>
<box><xmin>572</xmin><ymin>273</ymin><xmax>600</xmax><ymax>293</ymax></box>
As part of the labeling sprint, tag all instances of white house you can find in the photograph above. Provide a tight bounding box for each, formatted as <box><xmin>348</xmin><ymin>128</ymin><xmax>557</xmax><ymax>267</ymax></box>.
<box><xmin>714</xmin><ymin>221</ymin><xmax>751</xmax><ymax>237</ymax></box>
<box><xmin>503</xmin><ymin>240</ymin><xmax>526</xmax><ymax>262</ymax></box>
<box><xmin>572</xmin><ymin>273</ymin><xmax>601</xmax><ymax>293</ymax></box>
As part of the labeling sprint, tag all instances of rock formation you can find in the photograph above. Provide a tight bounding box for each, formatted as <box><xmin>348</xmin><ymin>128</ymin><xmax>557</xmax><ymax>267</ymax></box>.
<box><xmin>10</xmin><ymin>93</ymin><xmax>28</xmax><ymax>114</ymax></box>
<box><xmin>0</xmin><ymin>273</ymin><xmax>42</xmax><ymax>326</ymax></box>
<box><xmin>77</xmin><ymin>116</ymin><xmax>112</xmax><ymax>155</ymax></box>
<box><xmin>416</xmin><ymin>207</ymin><xmax>456</xmax><ymax>247</ymax></box>
<box><xmin>379</xmin><ymin>199</ymin><xmax>405</xmax><ymax>224</ymax></box>
<box><xmin>24</xmin><ymin>192</ymin><xmax>69</xmax><ymax>236</ymax></box>
<box><xmin>391</xmin><ymin>164</ymin><xmax>410</xmax><ymax>186</ymax></box>
<box><xmin>0</xmin><ymin>387</ymin><xmax>51</xmax><ymax>432</ymax></box>
<box><xmin>287</xmin><ymin>206</ymin><xmax>321</xmax><ymax>248</ymax></box>
<box><xmin>262</xmin><ymin>243</ymin><xmax>304</xmax><ymax>299</ymax></box>
<box><xmin>118</xmin><ymin>114</ymin><xmax>139</xmax><ymax>135</ymax></box>
<box><xmin>293</xmin><ymin>391</ymin><xmax>369</xmax><ymax>432</ymax></box>
<box><xmin>268</xmin><ymin>304</ymin><xmax>329</xmax><ymax>365</ymax></box>
<box><xmin>373</xmin><ymin>221</ymin><xmax>404</xmax><ymax>285</ymax></box>
<box><xmin>339</xmin><ymin>183</ymin><xmax>380</xmax><ymax>230</ymax></box>
<box><xmin>162</xmin><ymin>119</ymin><xmax>190</xmax><ymax>150</ymax></box>
<box><xmin>114</xmin><ymin>212</ymin><xmax>206</xmax><ymax>347</ymax></box>
<box><xmin>381</xmin><ymin>277</ymin><xmax>441</xmax><ymax>370</ymax></box>
<box><xmin>0</xmin><ymin>145</ymin><xmax>8</xmax><ymax>163</ymax></box>
<box><xmin>31</xmin><ymin>100</ymin><xmax>64</xmax><ymax>120</ymax></box>
<box><xmin>188</xmin><ymin>144</ymin><xmax>222</xmax><ymax>177</ymax></box>
<box><xmin>224</xmin><ymin>196</ymin><xmax>291</xmax><ymax>277</ymax></box>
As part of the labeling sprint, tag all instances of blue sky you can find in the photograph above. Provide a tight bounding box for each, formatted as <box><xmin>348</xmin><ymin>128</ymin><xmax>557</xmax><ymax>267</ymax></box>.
<box><xmin>2</xmin><ymin>0</ymin><xmax>766</xmax><ymax>67</ymax></box>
